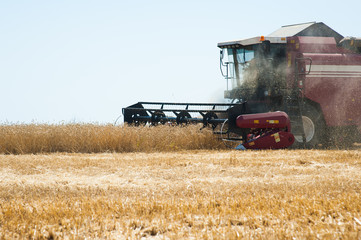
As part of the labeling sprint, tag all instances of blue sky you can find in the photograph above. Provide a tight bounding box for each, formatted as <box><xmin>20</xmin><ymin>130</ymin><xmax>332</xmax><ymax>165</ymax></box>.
<box><xmin>1</xmin><ymin>0</ymin><xmax>360</xmax><ymax>123</ymax></box>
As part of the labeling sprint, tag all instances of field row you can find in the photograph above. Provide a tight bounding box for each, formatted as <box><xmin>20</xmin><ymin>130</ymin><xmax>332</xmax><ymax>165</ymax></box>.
<box><xmin>1</xmin><ymin>150</ymin><xmax>361</xmax><ymax>238</ymax></box>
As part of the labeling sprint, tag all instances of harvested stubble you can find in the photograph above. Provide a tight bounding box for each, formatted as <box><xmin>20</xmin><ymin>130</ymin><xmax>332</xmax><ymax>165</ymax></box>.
<box><xmin>1</xmin><ymin>150</ymin><xmax>361</xmax><ymax>239</ymax></box>
<box><xmin>0</xmin><ymin>124</ymin><xmax>224</xmax><ymax>154</ymax></box>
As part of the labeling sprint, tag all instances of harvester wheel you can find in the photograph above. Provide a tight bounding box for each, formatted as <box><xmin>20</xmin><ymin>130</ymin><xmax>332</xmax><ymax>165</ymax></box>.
<box><xmin>220</xmin><ymin>119</ymin><xmax>243</xmax><ymax>148</ymax></box>
<box><xmin>131</xmin><ymin>113</ymin><xmax>146</xmax><ymax>126</ymax></box>
<box><xmin>203</xmin><ymin>112</ymin><xmax>218</xmax><ymax>130</ymax></box>
<box><xmin>294</xmin><ymin>105</ymin><xmax>327</xmax><ymax>148</ymax></box>
<box><xmin>326</xmin><ymin>126</ymin><xmax>359</xmax><ymax>148</ymax></box>
<box><xmin>151</xmin><ymin>111</ymin><xmax>166</xmax><ymax>125</ymax></box>
<box><xmin>176</xmin><ymin>111</ymin><xmax>192</xmax><ymax>125</ymax></box>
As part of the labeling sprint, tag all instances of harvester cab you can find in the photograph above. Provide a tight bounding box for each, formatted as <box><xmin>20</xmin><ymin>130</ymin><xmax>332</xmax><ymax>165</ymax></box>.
<box><xmin>218</xmin><ymin>36</ymin><xmax>287</xmax><ymax>113</ymax></box>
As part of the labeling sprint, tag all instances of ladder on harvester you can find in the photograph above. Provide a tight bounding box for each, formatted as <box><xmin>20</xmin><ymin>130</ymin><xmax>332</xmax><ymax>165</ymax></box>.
<box><xmin>284</xmin><ymin>57</ymin><xmax>312</xmax><ymax>146</ymax></box>
<box><xmin>285</xmin><ymin>95</ymin><xmax>306</xmax><ymax>145</ymax></box>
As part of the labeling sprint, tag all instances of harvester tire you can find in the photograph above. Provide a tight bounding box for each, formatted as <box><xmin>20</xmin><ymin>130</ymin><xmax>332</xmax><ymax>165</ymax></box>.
<box><xmin>326</xmin><ymin>126</ymin><xmax>359</xmax><ymax>148</ymax></box>
<box><xmin>293</xmin><ymin>105</ymin><xmax>327</xmax><ymax>148</ymax></box>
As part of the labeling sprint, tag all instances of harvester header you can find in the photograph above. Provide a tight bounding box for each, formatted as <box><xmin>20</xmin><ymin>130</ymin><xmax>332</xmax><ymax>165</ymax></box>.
<box><xmin>123</xmin><ymin>101</ymin><xmax>295</xmax><ymax>150</ymax></box>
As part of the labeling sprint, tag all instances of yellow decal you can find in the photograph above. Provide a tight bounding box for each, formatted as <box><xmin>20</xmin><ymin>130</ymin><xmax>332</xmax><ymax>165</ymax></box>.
<box><xmin>291</xmin><ymin>40</ymin><xmax>295</xmax><ymax>43</ymax></box>
<box><xmin>254</xmin><ymin>120</ymin><xmax>259</xmax><ymax>124</ymax></box>
<box><xmin>249</xmin><ymin>141</ymin><xmax>255</xmax><ymax>146</ymax></box>
<box><xmin>273</xmin><ymin>133</ymin><xmax>280</xmax><ymax>143</ymax></box>
<box><xmin>267</xmin><ymin>120</ymin><xmax>279</xmax><ymax>124</ymax></box>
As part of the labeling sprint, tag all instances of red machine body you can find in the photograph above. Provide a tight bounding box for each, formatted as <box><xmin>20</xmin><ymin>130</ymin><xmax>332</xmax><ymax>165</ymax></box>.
<box><xmin>236</xmin><ymin>111</ymin><xmax>291</xmax><ymax>129</ymax></box>
<box><xmin>287</xmin><ymin>36</ymin><xmax>361</xmax><ymax>127</ymax></box>
<box><xmin>236</xmin><ymin>112</ymin><xmax>295</xmax><ymax>149</ymax></box>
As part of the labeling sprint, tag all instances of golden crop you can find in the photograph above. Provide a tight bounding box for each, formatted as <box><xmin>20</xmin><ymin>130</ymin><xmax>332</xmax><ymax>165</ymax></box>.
<box><xmin>0</xmin><ymin>124</ymin><xmax>224</xmax><ymax>154</ymax></box>
<box><xmin>0</xmin><ymin>125</ymin><xmax>361</xmax><ymax>239</ymax></box>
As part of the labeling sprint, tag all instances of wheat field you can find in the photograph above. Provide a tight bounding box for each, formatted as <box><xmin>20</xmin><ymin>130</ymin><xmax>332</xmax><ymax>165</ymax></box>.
<box><xmin>0</xmin><ymin>124</ymin><xmax>224</xmax><ymax>154</ymax></box>
<box><xmin>0</xmin><ymin>125</ymin><xmax>361</xmax><ymax>239</ymax></box>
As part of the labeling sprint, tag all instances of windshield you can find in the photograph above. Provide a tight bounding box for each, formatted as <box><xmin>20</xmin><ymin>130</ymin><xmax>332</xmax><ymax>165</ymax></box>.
<box><xmin>236</xmin><ymin>49</ymin><xmax>255</xmax><ymax>64</ymax></box>
<box><xmin>221</xmin><ymin>43</ymin><xmax>287</xmax><ymax>101</ymax></box>
<box><xmin>226</xmin><ymin>48</ymin><xmax>255</xmax><ymax>89</ymax></box>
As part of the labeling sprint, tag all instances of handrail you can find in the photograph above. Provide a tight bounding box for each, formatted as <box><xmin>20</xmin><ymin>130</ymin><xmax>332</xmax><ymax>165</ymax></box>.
<box><xmin>295</xmin><ymin>57</ymin><xmax>312</xmax><ymax>75</ymax></box>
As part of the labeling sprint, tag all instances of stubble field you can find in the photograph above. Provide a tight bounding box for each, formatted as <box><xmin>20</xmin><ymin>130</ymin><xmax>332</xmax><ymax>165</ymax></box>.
<box><xmin>0</xmin><ymin>125</ymin><xmax>361</xmax><ymax>239</ymax></box>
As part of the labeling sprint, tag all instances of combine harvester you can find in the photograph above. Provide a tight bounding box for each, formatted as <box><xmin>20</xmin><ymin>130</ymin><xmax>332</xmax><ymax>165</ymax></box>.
<box><xmin>123</xmin><ymin>22</ymin><xmax>361</xmax><ymax>149</ymax></box>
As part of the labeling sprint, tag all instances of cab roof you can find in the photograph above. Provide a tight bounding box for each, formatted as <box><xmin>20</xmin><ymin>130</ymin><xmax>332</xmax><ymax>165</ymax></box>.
<box><xmin>217</xmin><ymin>22</ymin><xmax>344</xmax><ymax>48</ymax></box>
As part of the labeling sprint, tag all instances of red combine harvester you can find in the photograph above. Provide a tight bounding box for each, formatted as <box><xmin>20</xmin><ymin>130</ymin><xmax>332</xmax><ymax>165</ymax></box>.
<box><xmin>123</xmin><ymin>22</ymin><xmax>361</xmax><ymax>149</ymax></box>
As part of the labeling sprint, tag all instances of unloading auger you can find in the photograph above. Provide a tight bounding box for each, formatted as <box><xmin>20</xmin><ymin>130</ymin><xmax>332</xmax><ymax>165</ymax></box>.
<box><xmin>122</xmin><ymin>102</ymin><xmax>295</xmax><ymax>149</ymax></box>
